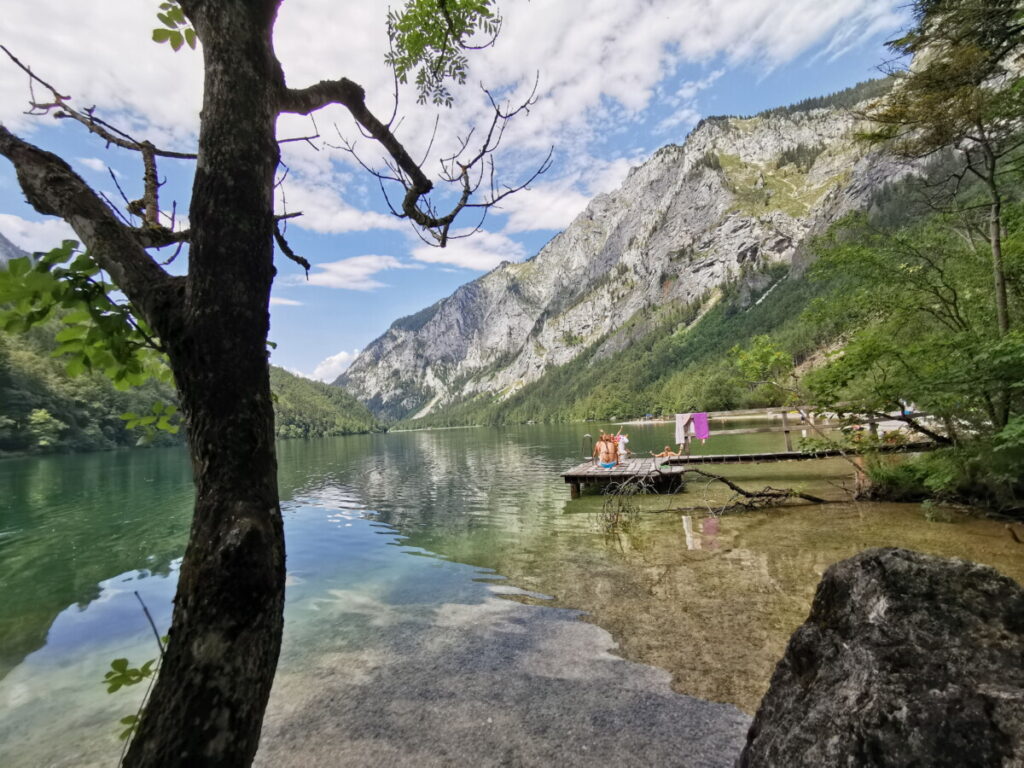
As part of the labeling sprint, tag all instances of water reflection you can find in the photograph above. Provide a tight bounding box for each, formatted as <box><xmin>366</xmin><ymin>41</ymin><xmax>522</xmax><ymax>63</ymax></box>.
<box><xmin>0</xmin><ymin>424</ymin><xmax>1022</xmax><ymax>765</ymax></box>
<box><xmin>0</xmin><ymin>448</ymin><xmax>192</xmax><ymax>681</ymax></box>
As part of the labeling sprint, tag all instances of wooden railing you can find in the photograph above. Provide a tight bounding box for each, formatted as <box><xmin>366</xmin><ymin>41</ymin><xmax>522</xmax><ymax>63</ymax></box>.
<box><xmin>695</xmin><ymin>406</ymin><xmax>927</xmax><ymax>452</ymax></box>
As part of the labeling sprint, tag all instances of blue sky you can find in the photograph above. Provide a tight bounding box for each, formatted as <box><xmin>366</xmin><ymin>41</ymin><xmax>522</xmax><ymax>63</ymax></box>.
<box><xmin>0</xmin><ymin>0</ymin><xmax>908</xmax><ymax>381</ymax></box>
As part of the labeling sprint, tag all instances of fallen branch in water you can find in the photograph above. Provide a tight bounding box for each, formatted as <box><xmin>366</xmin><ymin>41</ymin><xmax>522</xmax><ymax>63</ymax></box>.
<box><xmin>664</xmin><ymin>468</ymin><xmax>827</xmax><ymax>515</ymax></box>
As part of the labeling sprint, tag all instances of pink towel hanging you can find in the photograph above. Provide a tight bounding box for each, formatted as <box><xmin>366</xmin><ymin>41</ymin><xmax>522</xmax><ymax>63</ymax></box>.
<box><xmin>692</xmin><ymin>412</ymin><xmax>710</xmax><ymax>440</ymax></box>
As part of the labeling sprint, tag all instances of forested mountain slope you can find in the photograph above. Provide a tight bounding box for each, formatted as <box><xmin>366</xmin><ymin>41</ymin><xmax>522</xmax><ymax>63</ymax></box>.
<box><xmin>0</xmin><ymin>317</ymin><xmax>379</xmax><ymax>455</ymax></box>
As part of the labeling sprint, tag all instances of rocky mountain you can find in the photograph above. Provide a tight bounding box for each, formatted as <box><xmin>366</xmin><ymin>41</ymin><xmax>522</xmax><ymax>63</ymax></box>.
<box><xmin>0</xmin><ymin>231</ymin><xmax>27</xmax><ymax>267</ymax></box>
<box><xmin>338</xmin><ymin>80</ymin><xmax>906</xmax><ymax>421</ymax></box>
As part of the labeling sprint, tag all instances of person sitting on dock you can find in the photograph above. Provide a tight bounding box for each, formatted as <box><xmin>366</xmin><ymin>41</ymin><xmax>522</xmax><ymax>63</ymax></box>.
<box><xmin>616</xmin><ymin>432</ymin><xmax>630</xmax><ymax>461</ymax></box>
<box><xmin>594</xmin><ymin>433</ymin><xmax>619</xmax><ymax>468</ymax></box>
<box><xmin>650</xmin><ymin>445</ymin><xmax>679</xmax><ymax>458</ymax></box>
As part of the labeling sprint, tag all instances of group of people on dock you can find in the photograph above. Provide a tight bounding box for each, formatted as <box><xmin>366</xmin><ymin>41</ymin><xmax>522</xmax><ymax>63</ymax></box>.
<box><xmin>593</xmin><ymin>431</ymin><xmax>629</xmax><ymax>468</ymax></box>
<box><xmin>593</xmin><ymin>430</ymin><xmax>688</xmax><ymax>469</ymax></box>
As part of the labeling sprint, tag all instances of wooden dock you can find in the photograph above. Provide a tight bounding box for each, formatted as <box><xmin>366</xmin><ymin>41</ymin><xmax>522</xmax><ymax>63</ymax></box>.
<box><xmin>561</xmin><ymin>443</ymin><xmax>938</xmax><ymax>497</ymax></box>
<box><xmin>561</xmin><ymin>457</ymin><xmax>686</xmax><ymax>498</ymax></box>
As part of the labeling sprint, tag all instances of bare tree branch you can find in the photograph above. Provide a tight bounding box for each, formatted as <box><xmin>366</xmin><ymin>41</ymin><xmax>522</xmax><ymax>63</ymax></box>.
<box><xmin>279</xmin><ymin>75</ymin><xmax>550</xmax><ymax>245</ymax></box>
<box><xmin>273</xmin><ymin>221</ymin><xmax>310</xmax><ymax>275</ymax></box>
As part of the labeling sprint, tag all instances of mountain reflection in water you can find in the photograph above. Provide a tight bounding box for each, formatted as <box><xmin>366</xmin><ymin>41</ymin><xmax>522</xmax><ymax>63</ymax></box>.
<box><xmin>1</xmin><ymin>423</ymin><xmax>1021</xmax><ymax>765</ymax></box>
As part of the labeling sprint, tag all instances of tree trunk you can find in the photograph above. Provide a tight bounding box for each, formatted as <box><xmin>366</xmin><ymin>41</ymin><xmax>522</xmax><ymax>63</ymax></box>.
<box><xmin>986</xmin><ymin>181</ymin><xmax>1010</xmax><ymax>429</ymax></box>
<box><xmin>989</xmin><ymin>190</ymin><xmax>1010</xmax><ymax>339</ymax></box>
<box><xmin>124</xmin><ymin>2</ymin><xmax>286</xmax><ymax>765</ymax></box>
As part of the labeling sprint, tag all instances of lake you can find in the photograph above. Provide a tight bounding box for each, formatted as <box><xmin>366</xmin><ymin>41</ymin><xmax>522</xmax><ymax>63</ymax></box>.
<box><xmin>1</xmin><ymin>423</ymin><xmax>1021</xmax><ymax>766</ymax></box>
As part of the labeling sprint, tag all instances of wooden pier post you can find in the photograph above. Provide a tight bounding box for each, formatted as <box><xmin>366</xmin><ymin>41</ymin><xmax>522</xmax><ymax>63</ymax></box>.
<box><xmin>781</xmin><ymin>410</ymin><xmax>793</xmax><ymax>452</ymax></box>
<box><xmin>569</xmin><ymin>482</ymin><xmax>581</xmax><ymax>499</ymax></box>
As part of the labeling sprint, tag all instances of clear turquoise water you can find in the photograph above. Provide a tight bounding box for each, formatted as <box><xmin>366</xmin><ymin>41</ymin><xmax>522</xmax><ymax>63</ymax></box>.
<box><xmin>0</xmin><ymin>423</ymin><xmax>1019</xmax><ymax>766</ymax></box>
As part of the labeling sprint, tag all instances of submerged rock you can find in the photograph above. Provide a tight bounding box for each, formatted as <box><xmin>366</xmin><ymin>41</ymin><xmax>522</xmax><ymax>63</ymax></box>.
<box><xmin>739</xmin><ymin>547</ymin><xmax>1024</xmax><ymax>767</ymax></box>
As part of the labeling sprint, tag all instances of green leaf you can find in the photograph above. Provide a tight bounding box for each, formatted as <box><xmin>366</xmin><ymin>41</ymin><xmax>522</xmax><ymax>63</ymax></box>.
<box><xmin>152</xmin><ymin>27</ymin><xmax>173</xmax><ymax>43</ymax></box>
<box><xmin>184</xmin><ymin>28</ymin><xmax>197</xmax><ymax>49</ymax></box>
<box><xmin>111</xmin><ymin>658</ymin><xmax>129</xmax><ymax>673</ymax></box>
<box><xmin>62</xmin><ymin>309</ymin><xmax>93</xmax><ymax>324</ymax></box>
<box><xmin>55</xmin><ymin>325</ymin><xmax>89</xmax><ymax>342</ymax></box>
<box><xmin>119</xmin><ymin>715</ymin><xmax>138</xmax><ymax>726</ymax></box>
<box><xmin>6</xmin><ymin>256</ymin><xmax>31</xmax><ymax>278</ymax></box>
<box><xmin>168</xmin><ymin>30</ymin><xmax>184</xmax><ymax>51</ymax></box>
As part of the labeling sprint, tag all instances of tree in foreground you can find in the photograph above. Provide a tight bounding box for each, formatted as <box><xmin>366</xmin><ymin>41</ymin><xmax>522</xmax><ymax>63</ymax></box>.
<box><xmin>0</xmin><ymin>1</ymin><xmax>544</xmax><ymax>764</ymax></box>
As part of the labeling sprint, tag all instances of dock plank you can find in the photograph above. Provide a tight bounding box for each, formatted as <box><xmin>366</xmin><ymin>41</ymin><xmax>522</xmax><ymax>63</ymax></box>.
<box><xmin>562</xmin><ymin>442</ymin><xmax>939</xmax><ymax>484</ymax></box>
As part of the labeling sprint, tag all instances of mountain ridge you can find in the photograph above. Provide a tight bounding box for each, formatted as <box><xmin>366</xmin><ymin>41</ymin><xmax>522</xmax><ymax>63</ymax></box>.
<box><xmin>337</xmin><ymin>79</ymin><xmax>907</xmax><ymax>421</ymax></box>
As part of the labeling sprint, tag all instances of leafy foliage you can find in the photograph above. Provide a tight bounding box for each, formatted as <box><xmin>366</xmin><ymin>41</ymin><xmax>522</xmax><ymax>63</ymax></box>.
<box><xmin>104</xmin><ymin>657</ymin><xmax>156</xmax><ymax>695</ymax></box>
<box><xmin>385</xmin><ymin>0</ymin><xmax>501</xmax><ymax>106</ymax></box>
<box><xmin>803</xmin><ymin>211</ymin><xmax>1024</xmax><ymax>434</ymax></box>
<box><xmin>0</xmin><ymin>241</ymin><xmax>379</xmax><ymax>453</ymax></box>
<box><xmin>0</xmin><ymin>244</ymin><xmax>167</xmax><ymax>388</ymax></box>
<box><xmin>152</xmin><ymin>1</ymin><xmax>197</xmax><ymax>52</ymax></box>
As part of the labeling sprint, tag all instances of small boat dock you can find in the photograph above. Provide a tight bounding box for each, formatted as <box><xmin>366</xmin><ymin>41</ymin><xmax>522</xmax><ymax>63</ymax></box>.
<box><xmin>562</xmin><ymin>405</ymin><xmax>938</xmax><ymax>497</ymax></box>
<box><xmin>561</xmin><ymin>445</ymin><xmax>934</xmax><ymax>498</ymax></box>
<box><xmin>561</xmin><ymin>457</ymin><xmax>686</xmax><ymax>498</ymax></box>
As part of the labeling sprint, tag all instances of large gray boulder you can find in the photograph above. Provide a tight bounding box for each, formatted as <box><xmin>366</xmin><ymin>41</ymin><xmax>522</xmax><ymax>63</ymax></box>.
<box><xmin>740</xmin><ymin>547</ymin><xmax>1024</xmax><ymax>767</ymax></box>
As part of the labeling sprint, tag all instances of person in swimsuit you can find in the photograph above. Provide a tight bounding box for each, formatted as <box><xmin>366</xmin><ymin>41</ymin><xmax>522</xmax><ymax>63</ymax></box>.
<box><xmin>650</xmin><ymin>445</ymin><xmax>679</xmax><ymax>458</ymax></box>
<box><xmin>594</xmin><ymin>433</ymin><xmax>618</xmax><ymax>468</ymax></box>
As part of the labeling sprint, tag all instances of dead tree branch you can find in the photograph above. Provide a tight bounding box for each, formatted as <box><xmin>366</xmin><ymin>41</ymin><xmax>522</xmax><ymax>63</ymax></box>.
<box><xmin>664</xmin><ymin>468</ymin><xmax>827</xmax><ymax>515</ymax></box>
<box><xmin>279</xmin><ymin>75</ymin><xmax>551</xmax><ymax>245</ymax></box>
<box><xmin>273</xmin><ymin>221</ymin><xmax>310</xmax><ymax>275</ymax></box>
<box><xmin>2</xmin><ymin>45</ymin><xmax>199</xmax><ymax>252</ymax></box>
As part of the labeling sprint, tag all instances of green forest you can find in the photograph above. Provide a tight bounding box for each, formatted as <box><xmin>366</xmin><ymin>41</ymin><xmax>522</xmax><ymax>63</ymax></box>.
<box><xmin>0</xmin><ymin>320</ymin><xmax>379</xmax><ymax>455</ymax></box>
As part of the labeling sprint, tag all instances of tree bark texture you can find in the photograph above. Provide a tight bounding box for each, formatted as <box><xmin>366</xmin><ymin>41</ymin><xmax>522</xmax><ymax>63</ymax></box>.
<box><xmin>1</xmin><ymin>0</ymin><xmax>511</xmax><ymax>763</ymax></box>
<box><xmin>122</xmin><ymin>2</ymin><xmax>286</xmax><ymax>766</ymax></box>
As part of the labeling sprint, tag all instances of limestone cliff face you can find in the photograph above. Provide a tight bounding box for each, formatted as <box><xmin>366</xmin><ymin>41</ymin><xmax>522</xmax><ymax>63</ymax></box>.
<box><xmin>339</xmin><ymin>104</ymin><xmax>905</xmax><ymax>420</ymax></box>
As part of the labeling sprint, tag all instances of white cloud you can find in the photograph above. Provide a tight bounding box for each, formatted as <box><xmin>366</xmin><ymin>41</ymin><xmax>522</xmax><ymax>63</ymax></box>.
<box><xmin>281</xmin><ymin>366</ymin><xmax>312</xmax><ymax>379</ymax></box>
<box><xmin>312</xmin><ymin>349</ymin><xmax>360</xmax><ymax>382</ymax></box>
<box><xmin>281</xmin><ymin>179</ymin><xmax>405</xmax><ymax>235</ymax></box>
<box><xmin>411</xmin><ymin>229</ymin><xmax>527</xmax><ymax>271</ymax></box>
<box><xmin>497</xmin><ymin>154</ymin><xmax>640</xmax><ymax>234</ymax></box>
<box><xmin>655</xmin><ymin>69</ymin><xmax>725</xmax><ymax>135</ymax></box>
<box><xmin>77</xmin><ymin>157</ymin><xmax>119</xmax><ymax>175</ymax></box>
<box><xmin>0</xmin><ymin>0</ymin><xmax>907</xmax><ymax>263</ymax></box>
<box><xmin>270</xmin><ymin>297</ymin><xmax>304</xmax><ymax>306</ymax></box>
<box><xmin>498</xmin><ymin>181</ymin><xmax>592</xmax><ymax>234</ymax></box>
<box><xmin>0</xmin><ymin>215</ymin><xmax>76</xmax><ymax>252</ymax></box>
<box><xmin>303</xmin><ymin>254</ymin><xmax>416</xmax><ymax>290</ymax></box>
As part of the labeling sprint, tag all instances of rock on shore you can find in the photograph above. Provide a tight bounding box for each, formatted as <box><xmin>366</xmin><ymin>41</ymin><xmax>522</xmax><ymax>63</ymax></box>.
<box><xmin>739</xmin><ymin>547</ymin><xmax>1024</xmax><ymax>767</ymax></box>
